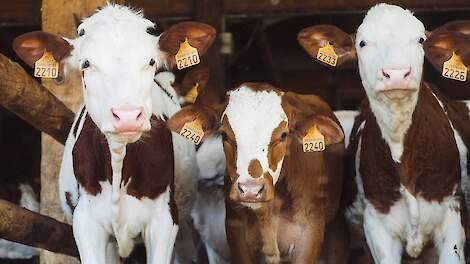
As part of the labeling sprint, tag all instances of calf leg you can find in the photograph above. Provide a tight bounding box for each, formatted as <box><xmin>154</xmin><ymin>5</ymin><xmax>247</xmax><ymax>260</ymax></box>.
<box><xmin>145</xmin><ymin>192</ymin><xmax>179</xmax><ymax>264</ymax></box>
<box><xmin>363</xmin><ymin>205</ymin><xmax>402</xmax><ymax>264</ymax></box>
<box><xmin>434</xmin><ymin>206</ymin><xmax>465</xmax><ymax>264</ymax></box>
<box><xmin>73</xmin><ymin>198</ymin><xmax>111</xmax><ymax>264</ymax></box>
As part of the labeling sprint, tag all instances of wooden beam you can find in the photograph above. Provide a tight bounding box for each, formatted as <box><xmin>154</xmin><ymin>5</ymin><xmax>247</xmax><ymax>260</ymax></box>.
<box><xmin>0</xmin><ymin>53</ymin><xmax>74</xmax><ymax>145</ymax></box>
<box><xmin>0</xmin><ymin>199</ymin><xmax>78</xmax><ymax>257</ymax></box>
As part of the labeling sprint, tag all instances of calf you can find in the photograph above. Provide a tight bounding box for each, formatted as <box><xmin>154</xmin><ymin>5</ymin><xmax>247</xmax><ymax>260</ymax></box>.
<box><xmin>299</xmin><ymin>3</ymin><xmax>470</xmax><ymax>263</ymax></box>
<box><xmin>167</xmin><ymin>82</ymin><xmax>348</xmax><ymax>263</ymax></box>
<box><xmin>13</xmin><ymin>4</ymin><xmax>214</xmax><ymax>263</ymax></box>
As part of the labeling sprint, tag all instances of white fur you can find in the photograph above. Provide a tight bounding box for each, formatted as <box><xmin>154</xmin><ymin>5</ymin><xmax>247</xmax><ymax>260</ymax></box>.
<box><xmin>192</xmin><ymin>136</ymin><xmax>230</xmax><ymax>264</ymax></box>
<box><xmin>223</xmin><ymin>86</ymin><xmax>287</xmax><ymax>187</ymax></box>
<box><xmin>57</xmin><ymin>5</ymin><xmax>198</xmax><ymax>263</ymax></box>
<box><xmin>0</xmin><ymin>184</ymin><xmax>39</xmax><ymax>260</ymax></box>
<box><xmin>356</xmin><ymin>3</ymin><xmax>426</xmax><ymax>163</ymax></box>
<box><xmin>334</xmin><ymin>110</ymin><xmax>358</xmax><ymax>147</ymax></box>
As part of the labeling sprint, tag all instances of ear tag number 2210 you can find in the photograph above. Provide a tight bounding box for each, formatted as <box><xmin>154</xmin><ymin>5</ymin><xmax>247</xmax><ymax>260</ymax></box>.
<box><xmin>442</xmin><ymin>52</ymin><xmax>467</xmax><ymax>82</ymax></box>
<box><xmin>34</xmin><ymin>51</ymin><xmax>59</xmax><ymax>79</ymax></box>
<box><xmin>316</xmin><ymin>42</ymin><xmax>338</xmax><ymax>67</ymax></box>
<box><xmin>175</xmin><ymin>38</ymin><xmax>200</xmax><ymax>70</ymax></box>
<box><xmin>180</xmin><ymin>118</ymin><xmax>204</xmax><ymax>145</ymax></box>
<box><xmin>303</xmin><ymin>125</ymin><xmax>325</xmax><ymax>152</ymax></box>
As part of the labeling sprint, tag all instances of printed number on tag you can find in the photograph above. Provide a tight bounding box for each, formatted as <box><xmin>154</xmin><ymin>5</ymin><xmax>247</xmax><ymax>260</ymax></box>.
<box><xmin>442</xmin><ymin>52</ymin><xmax>467</xmax><ymax>82</ymax></box>
<box><xmin>180</xmin><ymin>118</ymin><xmax>204</xmax><ymax>145</ymax></box>
<box><xmin>175</xmin><ymin>38</ymin><xmax>200</xmax><ymax>70</ymax></box>
<box><xmin>34</xmin><ymin>51</ymin><xmax>59</xmax><ymax>79</ymax></box>
<box><xmin>316</xmin><ymin>42</ymin><xmax>338</xmax><ymax>67</ymax></box>
<box><xmin>302</xmin><ymin>125</ymin><xmax>325</xmax><ymax>152</ymax></box>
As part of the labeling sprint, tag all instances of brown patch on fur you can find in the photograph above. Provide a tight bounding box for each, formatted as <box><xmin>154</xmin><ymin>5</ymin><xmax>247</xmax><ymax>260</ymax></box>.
<box><xmin>268</xmin><ymin>121</ymin><xmax>288</xmax><ymax>172</ymax></box>
<box><xmin>248</xmin><ymin>159</ymin><xmax>263</xmax><ymax>178</ymax></box>
<box><xmin>356</xmin><ymin>84</ymin><xmax>460</xmax><ymax>214</ymax></box>
<box><xmin>73</xmin><ymin>114</ymin><xmax>178</xmax><ymax>223</ymax></box>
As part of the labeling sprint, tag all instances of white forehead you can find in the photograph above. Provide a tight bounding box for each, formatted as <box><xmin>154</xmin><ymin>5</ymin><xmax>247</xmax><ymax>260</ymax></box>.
<box><xmin>357</xmin><ymin>4</ymin><xmax>425</xmax><ymax>43</ymax></box>
<box><xmin>71</xmin><ymin>4</ymin><xmax>161</xmax><ymax>69</ymax></box>
<box><xmin>223</xmin><ymin>86</ymin><xmax>287</xmax><ymax>147</ymax></box>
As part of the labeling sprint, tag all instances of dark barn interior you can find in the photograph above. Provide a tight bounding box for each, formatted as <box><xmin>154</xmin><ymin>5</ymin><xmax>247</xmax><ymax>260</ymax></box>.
<box><xmin>0</xmin><ymin>1</ymin><xmax>470</xmax><ymax>263</ymax></box>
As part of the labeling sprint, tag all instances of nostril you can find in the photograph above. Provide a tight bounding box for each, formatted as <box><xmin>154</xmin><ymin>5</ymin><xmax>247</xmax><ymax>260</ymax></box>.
<box><xmin>404</xmin><ymin>69</ymin><xmax>412</xmax><ymax>79</ymax></box>
<box><xmin>238</xmin><ymin>183</ymin><xmax>245</xmax><ymax>194</ymax></box>
<box><xmin>136</xmin><ymin>111</ymin><xmax>143</xmax><ymax>120</ymax></box>
<box><xmin>111</xmin><ymin>109</ymin><xmax>120</xmax><ymax>121</ymax></box>
<box><xmin>257</xmin><ymin>184</ymin><xmax>265</xmax><ymax>195</ymax></box>
<box><xmin>382</xmin><ymin>69</ymin><xmax>390</xmax><ymax>79</ymax></box>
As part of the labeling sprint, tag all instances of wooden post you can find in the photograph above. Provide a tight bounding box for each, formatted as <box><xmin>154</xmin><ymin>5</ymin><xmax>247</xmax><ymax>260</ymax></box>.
<box><xmin>0</xmin><ymin>199</ymin><xmax>78</xmax><ymax>257</ymax></box>
<box><xmin>0</xmin><ymin>53</ymin><xmax>74</xmax><ymax>145</ymax></box>
<box><xmin>39</xmin><ymin>1</ymin><xmax>106</xmax><ymax>263</ymax></box>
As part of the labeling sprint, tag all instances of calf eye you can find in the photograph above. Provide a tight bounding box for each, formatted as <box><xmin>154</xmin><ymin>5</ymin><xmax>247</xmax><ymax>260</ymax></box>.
<box><xmin>81</xmin><ymin>60</ymin><xmax>90</xmax><ymax>70</ymax></box>
<box><xmin>149</xmin><ymin>58</ymin><xmax>156</xmax><ymax>66</ymax></box>
<box><xmin>78</xmin><ymin>29</ymin><xmax>85</xmax><ymax>36</ymax></box>
<box><xmin>221</xmin><ymin>131</ymin><xmax>228</xmax><ymax>142</ymax></box>
<box><xmin>280</xmin><ymin>132</ymin><xmax>288</xmax><ymax>142</ymax></box>
<box><xmin>359</xmin><ymin>40</ymin><xmax>366</xmax><ymax>48</ymax></box>
<box><xmin>419</xmin><ymin>37</ymin><xmax>425</xmax><ymax>44</ymax></box>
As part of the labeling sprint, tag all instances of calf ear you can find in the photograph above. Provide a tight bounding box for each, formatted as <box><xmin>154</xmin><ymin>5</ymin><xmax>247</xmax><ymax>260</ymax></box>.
<box><xmin>291</xmin><ymin>115</ymin><xmax>344</xmax><ymax>146</ymax></box>
<box><xmin>175</xmin><ymin>66</ymin><xmax>210</xmax><ymax>105</ymax></box>
<box><xmin>166</xmin><ymin>104</ymin><xmax>219</xmax><ymax>139</ymax></box>
<box><xmin>424</xmin><ymin>21</ymin><xmax>470</xmax><ymax>77</ymax></box>
<box><xmin>13</xmin><ymin>31</ymin><xmax>73</xmax><ymax>68</ymax></box>
<box><xmin>297</xmin><ymin>25</ymin><xmax>356</xmax><ymax>67</ymax></box>
<box><xmin>159</xmin><ymin>22</ymin><xmax>216</xmax><ymax>69</ymax></box>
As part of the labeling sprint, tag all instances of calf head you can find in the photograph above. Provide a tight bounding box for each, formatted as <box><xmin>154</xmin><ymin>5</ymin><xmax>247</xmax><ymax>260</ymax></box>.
<box><xmin>13</xmin><ymin>4</ymin><xmax>215</xmax><ymax>143</ymax></box>
<box><xmin>299</xmin><ymin>3</ymin><xmax>426</xmax><ymax>106</ymax></box>
<box><xmin>167</xmin><ymin>83</ymin><xmax>343</xmax><ymax>208</ymax></box>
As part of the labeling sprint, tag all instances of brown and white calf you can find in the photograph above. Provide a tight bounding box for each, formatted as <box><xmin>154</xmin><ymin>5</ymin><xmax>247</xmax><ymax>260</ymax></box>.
<box><xmin>299</xmin><ymin>3</ymin><xmax>470</xmax><ymax>264</ymax></box>
<box><xmin>167</xmin><ymin>82</ymin><xmax>348</xmax><ymax>263</ymax></box>
<box><xmin>13</xmin><ymin>4</ymin><xmax>214</xmax><ymax>263</ymax></box>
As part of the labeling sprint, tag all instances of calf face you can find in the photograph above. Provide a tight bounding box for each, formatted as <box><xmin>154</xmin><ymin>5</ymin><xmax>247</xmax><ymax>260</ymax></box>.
<box><xmin>167</xmin><ymin>83</ymin><xmax>343</xmax><ymax>206</ymax></box>
<box><xmin>13</xmin><ymin>4</ymin><xmax>215</xmax><ymax>143</ymax></box>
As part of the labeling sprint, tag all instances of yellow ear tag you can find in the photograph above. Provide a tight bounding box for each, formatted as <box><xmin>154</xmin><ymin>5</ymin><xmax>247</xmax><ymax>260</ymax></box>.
<box><xmin>303</xmin><ymin>125</ymin><xmax>325</xmax><ymax>152</ymax></box>
<box><xmin>34</xmin><ymin>51</ymin><xmax>59</xmax><ymax>79</ymax></box>
<box><xmin>184</xmin><ymin>82</ymin><xmax>199</xmax><ymax>104</ymax></box>
<box><xmin>180</xmin><ymin>117</ymin><xmax>204</xmax><ymax>145</ymax></box>
<box><xmin>175</xmin><ymin>38</ymin><xmax>200</xmax><ymax>70</ymax></box>
<box><xmin>316</xmin><ymin>42</ymin><xmax>338</xmax><ymax>67</ymax></box>
<box><xmin>442</xmin><ymin>52</ymin><xmax>467</xmax><ymax>82</ymax></box>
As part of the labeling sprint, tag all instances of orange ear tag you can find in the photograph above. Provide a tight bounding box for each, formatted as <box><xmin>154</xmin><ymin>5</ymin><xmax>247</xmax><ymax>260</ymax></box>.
<box><xmin>184</xmin><ymin>82</ymin><xmax>199</xmax><ymax>104</ymax></box>
<box><xmin>175</xmin><ymin>38</ymin><xmax>200</xmax><ymax>70</ymax></box>
<box><xmin>442</xmin><ymin>52</ymin><xmax>467</xmax><ymax>82</ymax></box>
<box><xmin>34</xmin><ymin>51</ymin><xmax>59</xmax><ymax>79</ymax></box>
<box><xmin>180</xmin><ymin>117</ymin><xmax>204</xmax><ymax>145</ymax></box>
<box><xmin>303</xmin><ymin>125</ymin><xmax>325</xmax><ymax>152</ymax></box>
<box><xmin>316</xmin><ymin>42</ymin><xmax>338</xmax><ymax>67</ymax></box>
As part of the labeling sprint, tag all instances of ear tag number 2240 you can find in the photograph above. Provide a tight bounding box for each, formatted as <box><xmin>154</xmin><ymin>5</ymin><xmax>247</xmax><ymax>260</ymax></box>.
<box><xmin>34</xmin><ymin>51</ymin><xmax>59</xmax><ymax>79</ymax></box>
<box><xmin>180</xmin><ymin>118</ymin><xmax>204</xmax><ymax>145</ymax></box>
<box><xmin>442</xmin><ymin>52</ymin><xmax>467</xmax><ymax>82</ymax></box>
<box><xmin>303</xmin><ymin>125</ymin><xmax>325</xmax><ymax>152</ymax></box>
<box><xmin>175</xmin><ymin>38</ymin><xmax>200</xmax><ymax>70</ymax></box>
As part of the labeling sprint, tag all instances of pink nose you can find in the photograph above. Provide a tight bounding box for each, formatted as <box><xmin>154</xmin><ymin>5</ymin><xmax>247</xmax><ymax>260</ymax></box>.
<box><xmin>111</xmin><ymin>107</ymin><xmax>144</xmax><ymax>133</ymax></box>
<box><xmin>380</xmin><ymin>67</ymin><xmax>412</xmax><ymax>88</ymax></box>
<box><xmin>237</xmin><ymin>181</ymin><xmax>266</xmax><ymax>202</ymax></box>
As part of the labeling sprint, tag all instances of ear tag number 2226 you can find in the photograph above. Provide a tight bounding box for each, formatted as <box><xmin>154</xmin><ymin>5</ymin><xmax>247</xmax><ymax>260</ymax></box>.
<box><xmin>316</xmin><ymin>42</ymin><xmax>338</xmax><ymax>67</ymax></box>
<box><xmin>34</xmin><ymin>51</ymin><xmax>59</xmax><ymax>79</ymax></box>
<box><xmin>175</xmin><ymin>38</ymin><xmax>200</xmax><ymax>70</ymax></box>
<box><xmin>180</xmin><ymin>118</ymin><xmax>204</xmax><ymax>145</ymax></box>
<box><xmin>303</xmin><ymin>125</ymin><xmax>325</xmax><ymax>152</ymax></box>
<box><xmin>442</xmin><ymin>52</ymin><xmax>467</xmax><ymax>82</ymax></box>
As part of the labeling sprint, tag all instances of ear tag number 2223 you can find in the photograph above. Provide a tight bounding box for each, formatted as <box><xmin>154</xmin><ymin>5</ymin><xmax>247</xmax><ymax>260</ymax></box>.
<box><xmin>175</xmin><ymin>38</ymin><xmax>200</xmax><ymax>70</ymax></box>
<box><xmin>303</xmin><ymin>125</ymin><xmax>325</xmax><ymax>152</ymax></box>
<box><xmin>180</xmin><ymin>118</ymin><xmax>204</xmax><ymax>145</ymax></box>
<box><xmin>442</xmin><ymin>52</ymin><xmax>467</xmax><ymax>82</ymax></box>
<box><xmin>34</xmin><ymin>51</ymin><xmax>59</xmax><ymax>79</ymax></box>
<box><xmin>316</xmin><ymin>42</ymin><xmax>338</xmax><ymax>67</ymax></box>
